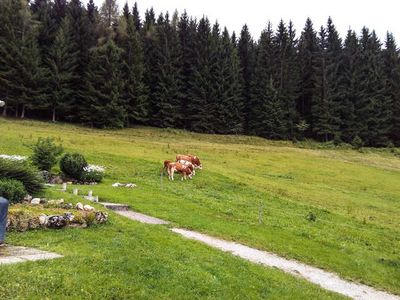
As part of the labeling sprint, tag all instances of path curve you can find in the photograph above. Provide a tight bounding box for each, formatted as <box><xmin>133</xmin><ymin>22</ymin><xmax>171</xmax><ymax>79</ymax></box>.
<box><xmin>111</xmin><ymin>205</ymin><xmax>399</xmax><ymax>300</ymax></box>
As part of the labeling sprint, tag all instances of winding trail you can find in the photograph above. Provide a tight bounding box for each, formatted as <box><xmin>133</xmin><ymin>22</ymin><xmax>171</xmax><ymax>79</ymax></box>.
<box><xmin>106</xmin><ymin>203</ymin><xmax>399</xmax><ymax>300</ymax></box>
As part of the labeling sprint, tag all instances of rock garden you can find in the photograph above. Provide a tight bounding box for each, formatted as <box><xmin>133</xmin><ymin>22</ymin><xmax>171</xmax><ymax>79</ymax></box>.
<box><xmin>0</xmin><ymin>137</ymin><xmax>109</xmax><ymax>235</ymax></box>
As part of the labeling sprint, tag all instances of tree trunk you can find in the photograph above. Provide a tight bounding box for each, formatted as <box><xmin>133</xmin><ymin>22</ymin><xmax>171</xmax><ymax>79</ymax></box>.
<box><xmin>2</xmin><ymin>106</ymin><xmax>6</xmax><ymax>117</ymax></box>
<box><xmin>52</xmin><ymin>108</ymin><xmax>56</xmax><ymax>122</ymax></box>
<box><xmin>21</xmin><ymin>104</ymin><xmax>25</xmax><ymax>119</ymax></box>
<box><xmin>15</xmin><ymin>105</ymin><xmax>18</xmax><ymax>118</ymax></box>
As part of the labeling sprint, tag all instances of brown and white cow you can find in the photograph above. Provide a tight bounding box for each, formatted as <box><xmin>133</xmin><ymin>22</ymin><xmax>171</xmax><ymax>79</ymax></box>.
<box><xmin>176</xmin><ymin>154</ymin><xmax>202</xmax><ymax>169</ymax></box>
<box><xmin>165</xmin><ymin>161</ymin><xmax>193</xmax><ymax>181</ymax></box>
<box><xmin>176</xmin><ymin>159</ymin><xmax>196</xmax><ymax>175</ymax></box>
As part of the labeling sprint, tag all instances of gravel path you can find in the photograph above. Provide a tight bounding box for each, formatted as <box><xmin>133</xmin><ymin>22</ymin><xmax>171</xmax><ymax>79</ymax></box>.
<box><xmin>112</xmin><ymin>205</ymin><xmax>400</xmax><ymax>300</ymax></box>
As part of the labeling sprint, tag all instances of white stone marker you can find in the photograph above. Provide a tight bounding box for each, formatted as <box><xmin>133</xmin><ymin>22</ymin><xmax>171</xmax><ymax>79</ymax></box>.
<box><xmin>73</xmin><ymin>188</ymin><xmax>78</xmax><ymax>195</ymax></box>
<box><xmin>62</xmin><ymin>183</ymin><xmax>67</xmax><ymax>191</ymax></box>
<box><xmin>88</xmin><ymin>190</ymin><xmax>93</xmax><ymax>197</ymax></box>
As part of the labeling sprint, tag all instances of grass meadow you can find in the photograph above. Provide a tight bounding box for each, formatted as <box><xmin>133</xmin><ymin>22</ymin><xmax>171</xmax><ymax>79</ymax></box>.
<box><xmin>0</xmin><ymin>118</ymin><xmax>399</xmax><ymax>298</ymax></box>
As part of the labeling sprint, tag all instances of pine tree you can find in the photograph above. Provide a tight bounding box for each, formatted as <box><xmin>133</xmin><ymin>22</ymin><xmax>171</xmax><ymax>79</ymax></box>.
<box><xmin>84</xmin><ymin>38</ymin><xmax>126</xmax><ymax>128</ymax></box>
<box><xmin>312</xmin><ymin>19</ymin><xmax>343</xmax><ymax>142</ymax></box>
<box><xmin>273</xmin><ymin>20</ymin><xmax>300</xmax><ymax>139</ymax></box>
<box><xmin>383</xmin><ymin>33</ymin><xmax>400</xmax><ymax>145</ymax></box>
<box><xmin>187</xmin><ymin>17</ymin><xmax>214</xmax><ymax>132</ymax></box>
<box><xmin>297</xmin><ymin>18</ymin><xmax>319</xmax><ymax>135</ymax></box>
<box><xmin>177</xmin><ymin>12</ymin><xmax>197</xmax><ymax>129</ymax></box>
<box><xmin>216</xmin><ymin>28</ymin><xmax>243</xmax><ymax>134</ymax></box>
<box><xmin>116</xmin><ymin>8</ymin><xmax>148</xmax><ymax>125</ymax></box>
<box><xmin>356</xmin><ymin>28</ymin><xmax>392</xmax><ymax>146</ymax></box>
<box><xmin>45</xmin><ymin>17</ymin><xmax>78</xmax><ymax>121</ymax></box>
<box><xmin>0</xmin><ymin>0</ymin><xmax>45</xmax><ymax>118</ymax></box>
<box><xmin>238</xmin><ymin>24</ymin><xmax>256</xmax><ymax>133</ymax></box>
<box><xmin>151</xmin><ymin>13</ymin><xmax>182</xmax><ymax>128</ymax></box>
<box><xmin>341</xmin><ymin>30</ymin><xmax>359</xmax><ymax>142</ymax></box>
<box><xmin>249</xmin><ymin>23</ymin><xmax>285</xmax><ymax>138</ymax></box>
<box><xmin>132</xmin><ymin>2</ymin><xmax>141</xmax><ymax>30</ymax></box>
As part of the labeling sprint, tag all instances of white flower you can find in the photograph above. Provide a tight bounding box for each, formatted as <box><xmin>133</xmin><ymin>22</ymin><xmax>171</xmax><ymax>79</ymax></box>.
<box><xmin>84</xmin><ymin>164</ymin><xmax>105</xmax><ymax>173</ymax></box>
<box><xmin>0</xmin><ymin>154</ymin><xmax>27</xmax><ymax>161</ymax></box>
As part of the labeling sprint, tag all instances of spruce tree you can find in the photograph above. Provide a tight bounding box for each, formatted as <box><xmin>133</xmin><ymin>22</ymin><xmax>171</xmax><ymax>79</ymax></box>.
<box><xmin>116</xmin><ymin>8</ymin><xmax>148</xmax><ymax>125</ymax></box>
<box><xmin>312</xmin><ymin>19</ymin><xmax>343</xmax><ymax>142</ymax></box>
<box><xmin>132</xmin><ymin>2</ymin><xmax>141</xmax><ymax>31</ymax></box>
<box><xmin>84</xmin><ymin>38</ymin><xmax>126</xmax><ymax>128</ymax></box>
<box><xmin>273</xmin><ymin>20</ymin><xmax>300</xmax><ymax>139</ymax></box>
<box><xmin>356</xmin><ymin>28</ymin><xmax>392</xmax><ymax>146</ymax></box>
<box><xmin>341</xmin><ymin>30</ymin><xmax>360</xmax><ymax>142</ymax></box>
<box><xmin>383</xmin><ymin>33</ymin><xmax>400</xmax><ymax>145</ymax></box>
<box><xmin>0</xmin><ymin>0</ymin><xmax>45</xmax><ymax>118</ymax></box>
<box><xmin>297</xmin><ymin>18</ymin><xmax>319</xmax><ymax>135</ymax></box>
<box><xmin>187</xmin><ymin>17</ymin><xmax>214</xmax><ymax>132</ymax></box>
<box><xmin>45</xmin><ymin>17</ymin><xmax>78</xmax><ymax>121</ymax></box>
<box><xmin>249</xmin><ymin>23</ymin><xmax>285</xmax><ymax>138</ymax></box>
<box><xmin>151</xmin><ymin>13</ymin><xmax>182</xmax><ymax>128</ymax></box>
<box><xmin>238</xmin><ymin>24</ymin><xmax>256</xmax><ymax>133</ymax></box>
<box><xmin>177</xmin><ymin>12</ymin><xmax>197</xmax><ymax>129</ymax></box>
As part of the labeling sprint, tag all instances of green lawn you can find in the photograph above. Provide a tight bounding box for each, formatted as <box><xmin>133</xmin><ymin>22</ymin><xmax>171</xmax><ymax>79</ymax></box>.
<box><xmin>1</xmin><ymin>118</ymin><xmax>399</xmax><ymax>298</ymax></box>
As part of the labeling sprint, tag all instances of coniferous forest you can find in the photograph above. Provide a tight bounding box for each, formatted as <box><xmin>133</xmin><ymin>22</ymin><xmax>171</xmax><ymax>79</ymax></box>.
<box><xmin>1</xmin><ymin>0</ymin><xmax>400</xmax><ymax>147</ymax></box>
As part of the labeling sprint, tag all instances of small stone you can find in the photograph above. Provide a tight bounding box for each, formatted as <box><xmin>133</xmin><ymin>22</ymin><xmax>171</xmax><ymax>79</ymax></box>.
<box><xmin>47</xmin><ymin>215</ymin><xmax>67</xmax><ymax>228</ymax></box>
<box><xmin>95</xmin><ymin>211</ymin><xmax>108</xmax><ymax>223</ymax></box>
<box><xmin>39</xmin><ymin>214</ymin><xmax>48</xmax><ymax>226</ymax></box>
<box><xmin>64</xmin><ymin>212</ymin><xmax>74</xmax><ymax>222</ymax></box>
<box><xmin>83</xmin><ymin>205</ymin><xmax>94</xmax><ymax>212</ymax></box>
<box><xmin>24</xmin><ymin>195</ymin><xmax>33</xmax><ymax>202</ymax></box>
<box><xmin>76</xmin><ymin>202</ymin><xmax>84</xmax><ymax>210</ymax></box>
<box><xmin>31</xmin><ymin>198</ymin><xmax>41</xmax><ymax>205</ymax></box>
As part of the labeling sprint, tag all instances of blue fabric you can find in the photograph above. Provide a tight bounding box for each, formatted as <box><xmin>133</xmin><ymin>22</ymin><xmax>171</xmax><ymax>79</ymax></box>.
<box><xmin>0</xmin><ymin>197</ymin><xmax>8</xmax><ymax>242</ymax></box>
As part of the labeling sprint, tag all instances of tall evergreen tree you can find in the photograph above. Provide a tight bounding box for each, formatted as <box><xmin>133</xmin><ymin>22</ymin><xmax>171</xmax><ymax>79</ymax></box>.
<box><xmin>273</xmin><ymin>20</ymin><xmax>300</xmax><ymax>138</ymax></box>
<box><xmin>238</xmin><ymin>24</ymin><xmax>256</xmax><ymax>132</ymax></box>
<box><xmin>100</xmin><ymin>0</ymin><xmax>118</xmax><ymax>28</ymax></box>
<box><xmin>151</xmin><ymin>13</ymin><xmax>182</xmax><ymax>128</ymax></box>
<box><xmin>177</xmin><ymin>12</ymin><xmax>197</xmax><ymax>129</ymax></box>
<box><xmin>341</xmin><ymin>30</ymin><xmax>360</xmax><ymax>142</ymax></box>
<box><xmin>356</xmin><ymin>28</ymin><xmax>392</xmax><ymax>146</ymax></box>
<box><xmin>297</xmin><ymin>18</ymin><xmax>319</xmax><ymax>134</ymax></box>
<box><xmin>383</xmin><ymin>33</ymin><xmax>400</xmax><ymax>145</ymax></box>
<box><xmin>187</xmin><ymin>17</ymin><xmax>214</xmax><ymax>132</ymax></box>
<box><xmin>116</xmin><ymin>7</ymin><xmax>148</xmax><ymax>125</ymax></box>
<box><xmin>0</xmin><ymin>0</ymin><xmax>44</xmax><ymax>118</ymax></box>
<box><xmin>132</xmin><ymin>2</ymin><xmax>141</xmax><ymax>31</ymax></box>
<box><xmin>83</xmin><ymin>38</ymin><xmax>126</xmax><ymax>128</ymax></box>
<box><xmin>45</xmin><ymin>17</ymin><xmax>78</xmax><ymax>121</ymax></box>
<box><xmin>249</xmin><ymin>23</ymin><xmax>286</xmax><ymax>138</ymax></box>
<box><xmin>312</xmin><ymin>19</ymin><xmax>343</xmax><ymax>142</ymax></box>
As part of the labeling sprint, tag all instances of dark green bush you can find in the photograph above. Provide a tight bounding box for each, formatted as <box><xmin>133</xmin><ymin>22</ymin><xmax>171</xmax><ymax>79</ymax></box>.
<box><xmin>352</xmin><ymin>135</ymin><xmax>364</xmax><ymax>150</ymax></box>
<box><xmin>60</xmin><ymin>153</ymin><xmax>87</xmax><ymax>180</ymax></box>
<box><xmin>0</xmin><ymin>159</ymin><xmax>44</xmax><ymax>194</ymax></box>
<box><xmin>31</xmin><ymin>137</ymin><xmax>63</xmax><ymax>171</ymax></box>
<box><xmin>0</xmin><ymin>179</ymin><xmax>27</xmax><ymax>203</ymax></box>
<box><xmin>82</xmin><ymin>170</ymin><xmax>104</xmax><ymax>183</ymax></box>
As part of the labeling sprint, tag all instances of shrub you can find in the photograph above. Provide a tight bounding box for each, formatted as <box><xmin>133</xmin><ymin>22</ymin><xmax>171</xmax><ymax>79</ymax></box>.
<box><xmin>82</xmin><ymin>170</ymin><xmax>104</xmax><ymax>183</ymax></box>
<box><xmin>31</xmin><ymin>137</ymin><xmax>63</xmax><ymax>171</ymax></box>
<box><xmin>352</xmin><ymin>135</ymin><xmax>364</xmax><ymax>150</ymax></box>
<box><xmin>0</xmin><ymin>179</ymin><xmax>27</xmax><ymax>203</ymax></box>
<box><xmin>0</xmin><ymin>159</ymin><xmax>44</xmax><ymax>194</ymax></box>
<box><xmin>60</xmin><ymin>153</ymin><xmax>87</xmax><ymax>180</ymax></box>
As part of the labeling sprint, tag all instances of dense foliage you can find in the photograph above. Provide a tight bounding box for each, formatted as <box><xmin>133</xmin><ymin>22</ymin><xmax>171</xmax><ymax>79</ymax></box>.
<box><xmin>31</xmin><ymin>137</ymin><xmax>64</xmax><ymax>171</ymax></box>
<box><xmin>60</xmin><ymin>152</ymin><xmax>87</xmax><ymax>180</ymax></box>
<box><xmin>0</xmin><ymin>178</ymin><xmax>27</xmax><ymax>203</ymax></box>
<box><xmin>0</xmin><ymin>0</ymin><xmax>399</xmax><ymax>146</ymax></box>
<box><xmin>0</xmin><ymin>159</ymin><xmax>44</xmax><ymax>194</ymax></box>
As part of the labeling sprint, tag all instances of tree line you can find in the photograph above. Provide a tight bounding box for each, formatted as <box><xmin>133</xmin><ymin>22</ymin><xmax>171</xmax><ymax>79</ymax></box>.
<box><xmin>0</xmin><ymin>0</ymin><xmax>399</xmax><ymax>146</ymax></box>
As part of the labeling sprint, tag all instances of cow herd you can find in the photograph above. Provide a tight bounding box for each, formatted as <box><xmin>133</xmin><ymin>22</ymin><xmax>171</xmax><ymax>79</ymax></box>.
<box><xmin>163</xmin><ymin>154</ymin><xmax>203</xmax><ymax>181</ymax></box>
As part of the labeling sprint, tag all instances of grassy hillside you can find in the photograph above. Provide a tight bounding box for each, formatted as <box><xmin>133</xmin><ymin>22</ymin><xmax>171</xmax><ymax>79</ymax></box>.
<box><xmin>1</xmin><ymin>118</ymin><xmax>399</xmax><ymax>297</ymax></box>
